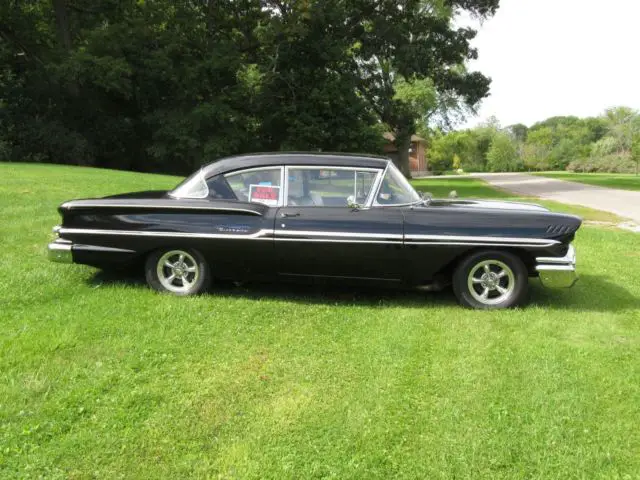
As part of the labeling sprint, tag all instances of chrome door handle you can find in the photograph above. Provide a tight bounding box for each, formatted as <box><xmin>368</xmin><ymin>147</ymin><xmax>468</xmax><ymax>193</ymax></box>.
<box><xmin>280</xmin><ymin>212</ymin><xmax>300</xmax><ymax>218</ymax></box>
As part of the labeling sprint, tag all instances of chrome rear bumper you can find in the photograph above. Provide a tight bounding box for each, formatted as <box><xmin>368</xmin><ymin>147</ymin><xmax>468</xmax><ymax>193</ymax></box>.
<box><xmin>48</xmin><ymin>240</ymin><xmax>73</xmax><ymax>264</ymax></box>
<box><xmin>535</xmin><ymin>244</ymin><xmax>577</xmax><ymax>288</ymax></box>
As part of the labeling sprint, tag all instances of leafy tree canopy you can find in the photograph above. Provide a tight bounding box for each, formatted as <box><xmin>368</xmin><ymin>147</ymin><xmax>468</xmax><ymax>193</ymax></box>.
<box><xmin>0</xmin><ymin>0</ymin><xmax>498</xmax><ymax>176</ymax></box>
<box><xmin>429</xmin><ymin>107</ymin><xmax>640</xmax><ymax>174</ymax></box>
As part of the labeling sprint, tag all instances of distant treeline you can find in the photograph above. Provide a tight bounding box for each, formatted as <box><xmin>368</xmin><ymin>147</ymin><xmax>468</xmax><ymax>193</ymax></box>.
<box><xmin>428</xmin><ymin>107</ymin><xmax>640</xmax><ymax>174</ymax></box>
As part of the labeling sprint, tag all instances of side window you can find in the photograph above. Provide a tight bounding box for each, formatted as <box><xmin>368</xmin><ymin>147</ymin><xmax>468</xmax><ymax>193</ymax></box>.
<box><xmin>171</xmin><ymin>170</ymin><xmax>209</xmax><ymax>199</ymax></box>
<box><xmin>205</xmin><ymin>175</ymin><xmax>236</xmax><ymax>200</ymax></box>
<box><xmin>223</xmin><ymin>168</ymin><xmax>282</xmax><ymax>206</ymax></box>
<box><xmin>375</xmin><ymin>164</ymin><xmax>421</xmax><ymax>205</ymax></box>
<box><xmin>286</xmin><ymin>168</ymin><xmax>378</xmax><ymax>207</ymax></box>
<box><xmin>355</xmin><ymin>171</ymin><xmax>377</xmax><ymax>204</ymax></box>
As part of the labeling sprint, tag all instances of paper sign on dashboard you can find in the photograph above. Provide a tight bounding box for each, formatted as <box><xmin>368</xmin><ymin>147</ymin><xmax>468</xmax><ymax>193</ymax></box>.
<box><xmin>249</xmin><ymin>184</ymin><xmax>280</xmax><ymax>206</ymax></box>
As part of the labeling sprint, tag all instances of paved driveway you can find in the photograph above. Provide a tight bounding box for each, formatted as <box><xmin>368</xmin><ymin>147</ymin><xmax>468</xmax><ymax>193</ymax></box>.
<box><xmin>473</xmin><ymin>173</ymin><xmax>640</xmax><ymax>224</ymax></box>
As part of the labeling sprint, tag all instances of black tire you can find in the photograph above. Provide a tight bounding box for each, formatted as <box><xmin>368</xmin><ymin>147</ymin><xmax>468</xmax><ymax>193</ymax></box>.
<box><xmin>145</xmin><ymin>248</ymin><xmax>211</xmax><ymax>296</ymax></box>
<box><xmin>452</xmin><ymin>250</ymin><xmax>528</xmax><ymax>310</ymax></box>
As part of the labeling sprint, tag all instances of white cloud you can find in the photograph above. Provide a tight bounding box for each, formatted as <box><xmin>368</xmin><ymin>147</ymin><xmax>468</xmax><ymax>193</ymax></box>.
<box><xmin>459</xmin><ymin>0</ymin><xmax>640</xmax><ymax>128</ymax></box>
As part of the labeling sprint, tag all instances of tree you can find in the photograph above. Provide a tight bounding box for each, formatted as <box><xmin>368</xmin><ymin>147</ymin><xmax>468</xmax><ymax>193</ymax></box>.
<box><xmin>632</xmin><ymin>133</ymin><xmax>640</xmax><ymax>175</ymax></box>
<box><xmin>0</xmin><ymin>0</ymin><xmax>499</xmax><ymax>175</ymax></box>
<box><xmin>524</xmin><ymin>116</ymin><xmax>604</xmax><ymax>170</ymax></box>
<box><xmin>486</xmin><ymin>133</ymin><xmax>520</xmax><ymax>172</ymax></box>
<box><xmin>350</xmin><ymin>0</ymin><xmax>499</xmax><ymax>176</ymax></box>
<box><xmin>522</xmin><ymin>127</ymin><xmax>553</xmax><ymax>171</ymax></box>
<box><xmin>506</xmin><ymin>123</ymin><xmax>528</xmax><ymax>143</ymax></box>
<box><xmin>604</xmin><ymin>106</ymin><xmax>639</xmax><ymax>153</ymax></box>
<box><xmin>429</xmin><ymin>130</ymin><xmax>480</xmax><ymax>172</ymax></box>
<box><xmin>255</xmin><ymin>0</ymin><xmax>383</xmax><ymax>155</ymax></box>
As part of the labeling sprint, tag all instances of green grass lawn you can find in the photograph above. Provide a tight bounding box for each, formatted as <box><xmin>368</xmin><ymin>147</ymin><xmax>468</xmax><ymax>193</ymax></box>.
<box><xmin>2</xmin><ymin>163</ymin><xmax>640</xmax><ymax>479</ymax></box>
<box><xmin>534</xmin><ymin>172</ymin><xmax>640</xmax><ymax>192</ymax></box>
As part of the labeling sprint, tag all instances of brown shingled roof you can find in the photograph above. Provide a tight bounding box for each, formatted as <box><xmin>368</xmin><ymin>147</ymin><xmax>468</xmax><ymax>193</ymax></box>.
<box><xmin>383</xmin><ymin>132</ymin><xmax>427</xmax><ymax>144</ymax></box>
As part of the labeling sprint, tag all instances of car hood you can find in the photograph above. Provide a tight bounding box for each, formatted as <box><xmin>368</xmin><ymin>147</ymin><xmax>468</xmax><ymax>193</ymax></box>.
<box><xmin>427</xmin><ymin>198</ymin><xmax>549</xmax><ymax>212</ymax></box>
<box><xmin>407</xmin><ymin>198</ymin><xmax>582</xmax><ymax>244</ymax></box>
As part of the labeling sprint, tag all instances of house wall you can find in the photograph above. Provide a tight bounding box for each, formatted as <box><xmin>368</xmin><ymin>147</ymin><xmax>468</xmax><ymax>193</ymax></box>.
<box><xmin>382</xmin><ymin>139</ymin><xmax>428</xmax><ymax>174</ymax></box>
<box><xmin>409</xmin><ymin>142</ymin><xmax>427</xmax><ymax>172</ymax></box>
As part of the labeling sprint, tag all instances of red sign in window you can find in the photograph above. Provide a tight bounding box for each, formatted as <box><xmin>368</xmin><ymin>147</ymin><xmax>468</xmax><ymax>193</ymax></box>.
<box><xmin>249</xmin><ymin>184</ymin><xmax>280</xmax><ymax>206</ymax></box>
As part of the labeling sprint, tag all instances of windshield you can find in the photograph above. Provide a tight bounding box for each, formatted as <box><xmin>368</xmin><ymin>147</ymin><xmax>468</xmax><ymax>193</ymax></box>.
<box><xmin>375</xmin><ymin>163</ymin><xmax>421</xmax><ymax>205</ymax></box>
<box><xmin>169</xmin><ymin>169</ymin><xmax>208</xmax><ymax>199</ymax></box>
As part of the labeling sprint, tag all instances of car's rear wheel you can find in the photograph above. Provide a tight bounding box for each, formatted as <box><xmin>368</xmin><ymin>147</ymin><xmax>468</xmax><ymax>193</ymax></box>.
<box><xmin>145</xmin><ymin>248</ymin><xmax>210</xmax><ymax>295</ymax></box>
<box><xmin>452</xmin><ymin>250</ymin><xmax>528</xmax><ymax>309</ymax></box>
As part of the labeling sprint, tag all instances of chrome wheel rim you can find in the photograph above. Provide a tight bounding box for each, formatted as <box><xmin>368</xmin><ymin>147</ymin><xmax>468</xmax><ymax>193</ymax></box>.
<box><xmin>156</xmin><ymin>250</ymin><xmax>199</xmax><ymax>293</ymax></box>
<box><xmin>467</xmin><ymin>260</ymin><xmax>515</xmax><ymax>305</ymax></box>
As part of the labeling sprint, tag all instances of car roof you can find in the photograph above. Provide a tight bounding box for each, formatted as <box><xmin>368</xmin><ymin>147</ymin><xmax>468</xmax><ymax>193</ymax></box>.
<box><xmin>200</xmin><ymin>152</ymin><xmax>390</xmax><ymax>177</ymax></box>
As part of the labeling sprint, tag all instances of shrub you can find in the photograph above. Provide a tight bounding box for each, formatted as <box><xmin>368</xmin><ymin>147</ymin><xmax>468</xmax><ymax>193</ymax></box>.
<box><xmin>486</xmin><ymin>133</ymin><xmax>521</xmax><ymax>172</ymax></box>
<box><xmin>567</xmin><ymin>154</ymin><xmax>636</xmax><ymax>173</ymax></box>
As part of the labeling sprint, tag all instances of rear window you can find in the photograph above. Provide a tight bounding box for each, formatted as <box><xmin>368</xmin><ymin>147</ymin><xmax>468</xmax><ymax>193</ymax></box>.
<box><xmin>169</xmin><ymin>170</ymin><xmax>208</xmax><ymax>199</ymax></box>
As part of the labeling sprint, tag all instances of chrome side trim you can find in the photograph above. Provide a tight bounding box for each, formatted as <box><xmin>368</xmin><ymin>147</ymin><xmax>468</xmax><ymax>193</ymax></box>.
<box><xmin>406</xmin><ymin>234</ymin><xmax>560</xmax><ymax>245</ymax></box>
<box><xmin>73</xmin><ymin>245</ymin><xmax>137</xmax><ymax>254</ymax></box>
<box><xmin>59</xmin><ymin>227</ymin><xmax>274</xmax><ymax>240</ymax></box>
<box><xmin>284</xmin><ymin>165</ymin><xmax>381</xmax><ymax>172</ymax></box>
<box><xmin>60</xmin><ymin>202</ymin><xmax>263</xmax><ymax>215</ymax></box>
<box><xmin>365</xmin><ymin>162</ymin><xmax>389</xmax><ymax>208</ymax></box>
<box><xmin>274</xmin><ymin>238</ymin><xmax>402</xmax><ymax>244</ymax></box>
<box><xmin>59</xmin><ymin>226</ymin><xmax>560</xmax><ymax>247</ymax></box>
<box><xmin>222</xmin><ymin>165</ymin><xmax>285</xmax><ymax>176</ymax></box>
<box><xmin>364</xmin><ymin>168</ymin><xmax>385</xmax><ymax>208</ymax></box>
<box><xmin>372</xmin><ymin>162</ymin><xmax>390</xmax><ymax>207</ymax></box>
<box><xmin>277</xmin><ymin>230</ymin><xmax>403</xmax><ymax>240</ymax></box>
<box><xmin>48</xmin><ymin>242</ymin><xmax>73</xmax><ymax>263</ymax></box>
<box><xmin>405</xmin><ymin>241</ymin><xmax>555</xmax><ymax>248</ymax></box>
<box><xmin>283</xmin><ymin>165</ymin><xmax>290</xmax><ymax>207</ymax></box>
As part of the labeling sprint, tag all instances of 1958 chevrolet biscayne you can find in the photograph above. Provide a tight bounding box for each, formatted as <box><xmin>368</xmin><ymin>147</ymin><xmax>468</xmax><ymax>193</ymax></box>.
<box><xmin>48</xmin><ymin>153</ymin><xmax>580</xmax><ymax>309</ymax></box>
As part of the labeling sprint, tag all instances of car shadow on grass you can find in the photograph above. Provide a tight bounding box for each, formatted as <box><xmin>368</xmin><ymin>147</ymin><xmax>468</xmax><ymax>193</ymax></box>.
<box><xmin>528</xmin><ymin>274</ymin><xmax>640</xmax><ymax>313</ymax></box>
<box><xmin>88</xmin><ymin>271</ymin><xmax>638</xmax><ymax>313</ymax></box>
<box><xmin>87</xmin><ymin>269</ymin><xmax>459</xmax><ymax>309</ymax></box>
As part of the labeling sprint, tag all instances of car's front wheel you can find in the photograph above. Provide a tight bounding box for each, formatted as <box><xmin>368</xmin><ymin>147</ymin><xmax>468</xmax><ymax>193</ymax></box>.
<box><xmin>452</xmin><ymin>250</ymin><xmax>528</xmax><ymax>309</ymax></box>
<box><xmin>145</xmin><ymin>248</ymin><xmax>210</xmax><ymax>295</ymax></box>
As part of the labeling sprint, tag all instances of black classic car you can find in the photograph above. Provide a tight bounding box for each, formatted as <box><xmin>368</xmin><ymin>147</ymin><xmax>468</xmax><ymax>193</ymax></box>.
<box><xmin>48</xmin><ymin>153</ymin><xmax>580</xmax><ymax>309</ymax></box>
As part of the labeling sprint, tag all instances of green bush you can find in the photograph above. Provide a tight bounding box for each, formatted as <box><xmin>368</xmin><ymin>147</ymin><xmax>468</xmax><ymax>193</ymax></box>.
<box><xmin>567</xmin><ymin>154</ymin><xmax>636</xmax><ymax>173</ymax></box>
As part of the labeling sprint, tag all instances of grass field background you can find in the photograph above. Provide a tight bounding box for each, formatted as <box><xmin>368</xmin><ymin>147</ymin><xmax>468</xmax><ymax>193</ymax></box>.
<box><xmin>534</xmin><ymin>172</ymin><xmax>640</xmax><ymax>192</ymax></box>
<box><xmin>1</xmin><ymin>163</ymin><xmax>639</xmax><ymax>478</ymax></box>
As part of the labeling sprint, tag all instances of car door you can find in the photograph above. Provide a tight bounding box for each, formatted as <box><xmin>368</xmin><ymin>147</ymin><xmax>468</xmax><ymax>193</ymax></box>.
<box><xmin>200</xmin><ymin>166</ymin><xmax>283</xmax><ymax>278</ymax></box>
<box><xmin>274</xmin><ymin>166</ymin><xmax>404</xmax><ymax>281</ymax></box>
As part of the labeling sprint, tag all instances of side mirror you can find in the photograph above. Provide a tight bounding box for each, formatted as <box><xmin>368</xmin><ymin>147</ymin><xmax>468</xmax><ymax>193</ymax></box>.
<box><xmin>418</xmin><ymin>190</ymin><xmax>433</xmax><ymax>205</ymax></box>
<box><xmin>346</xmin><ymin>195</ymin><xmax>361</xmax><ymax>209</ymax></box>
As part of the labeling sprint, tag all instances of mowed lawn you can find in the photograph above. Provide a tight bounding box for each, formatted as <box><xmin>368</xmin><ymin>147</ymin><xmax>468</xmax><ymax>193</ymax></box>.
<box><xmin>1</xmin><ymin>163</ymin><xmax>640</xmax><ymax>479</ymax></box>
<box><xmin>534</xmin><ymin>172</ymin><xmax>640</xmax><ymax>192</ymax></box>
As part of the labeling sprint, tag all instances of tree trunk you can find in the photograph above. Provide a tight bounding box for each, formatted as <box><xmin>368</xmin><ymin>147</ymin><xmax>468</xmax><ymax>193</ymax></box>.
<box><xmin>52</xmin><ymin>0</ymin><xmax>72</xmax><ymax>51</ymax></box>
<box><xmin>394</xmin><ymin>130</ymin><xmax>413</xmax><ymax>178</ymax></box>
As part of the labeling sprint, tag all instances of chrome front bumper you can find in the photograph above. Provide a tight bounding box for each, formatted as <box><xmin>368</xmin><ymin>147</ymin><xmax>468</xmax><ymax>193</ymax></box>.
<box><xmin>48</xmin><ymin>240</ymin><xmax>73</xmax><ymax>264</ymax></box>
<box><xmin>535</xmin><ymin>244</ymin><xmax>578</xmax><ymax>288</ymax></box>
